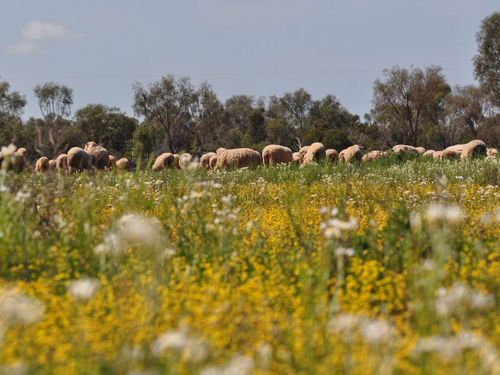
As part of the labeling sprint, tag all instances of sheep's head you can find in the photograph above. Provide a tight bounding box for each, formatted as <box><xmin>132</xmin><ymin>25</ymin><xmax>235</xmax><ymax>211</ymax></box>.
<box><xmin>84</xmin><ymin>141</ymin><xmax>98</xmax><ymax>151</ymax></box>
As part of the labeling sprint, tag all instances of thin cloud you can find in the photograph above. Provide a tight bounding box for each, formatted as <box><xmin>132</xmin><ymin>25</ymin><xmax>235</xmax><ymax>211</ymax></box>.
<box><xmin>5</xmin><ymin>21</ymin><xmax>84</xmax><ymax>55</ymax></box>
<box><xmin>6</xmin><ymin>41</ymin><xmax>40</xmax><ymax>55</ymax></box>
<box><xmin>22</xmin><ymin>21</ymin><xmax>85</xmax><ymax>41</ymax></box>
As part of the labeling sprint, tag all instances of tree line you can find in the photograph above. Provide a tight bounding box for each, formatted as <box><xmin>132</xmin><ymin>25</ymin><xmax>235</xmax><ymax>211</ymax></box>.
<box><xmin>1</xmin><ymin>12</ymin><xmax>498</xmax><ymax>162</ymax></box>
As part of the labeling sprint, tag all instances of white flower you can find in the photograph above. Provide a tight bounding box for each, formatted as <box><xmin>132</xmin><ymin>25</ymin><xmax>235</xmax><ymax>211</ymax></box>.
<box><xmin>68</xmin><ymin>278</ymin><xmax>99</xmax><ymax>301</ymax></box>
<box><xmin>435</xmin><ymin>283</ymin><xmax>493</xmax><ymax>317</ymax></box>
<box><xmin>335</xmin><ymin>247</ymin><xmax>355</xmax><ymax>257</ymax></box>
<box><xmin>425</xmin><ymin>204</ymin><xmax>464</xmax><ymax>224</ymax></box>
<box><xmin>360</xmin><ymin>319</ymin><xmax>394</xmax><ymax>345</ymax></box>
<box><xmin>151</xmin><ymin>329</ymin><xmax>208</xmax><ymax>362</ymax></box>
<box><xmin>95</xmin><ymin>214</ymin><xmax>164</xmax><ymax>256</ymax></box>
<box><xmin>0</xmin><ymin>289</ymin><xmax>45</xmax><ymax>325</ymax></box>
<box><xmin>0</xmin><ymin>144</ymin><xmax>16</xmax><ymax>157</ymax></box>
<box><xmin>202</xmin><ymin>355</ymin><xmax>254</xmax><ymax>375</ymax></box>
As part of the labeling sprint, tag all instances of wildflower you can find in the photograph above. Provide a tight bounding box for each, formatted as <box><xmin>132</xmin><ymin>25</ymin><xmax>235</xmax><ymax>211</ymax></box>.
<box><xmin>328</xmin><ymin>313</ymin><xmax>363</xmax><ymax>336</ymax></box>
<box><xmin>14</xmin><ymin>191</ymin><xmax>30</xmax><ymax>203</ymax></box>
<box><xmin>435</xmin><ymin>283</ymin><xmax>493</xmax><ymax>317</ymax></box>
<box><xmin>95</xmin><ymin>213</ymin><xmax>164</xmax><ymax>256</ymax></box>
<box><xmin>0</xmin><ymin>144</ymin><xmax>16</xmax><ymax>157</ymax></box>
<box><xmin>335</xmin><ymin>247</ymin><xmax>355</xmax><ymax>257</ymax></box>
<box><xmin>0</xmin><ymin>362</ymin><xmax>27</xmax><ymax>375</ymax></box>
<box><xmin>322</xmin><ymin>218</ymin><xmax>358</xmax><ymax>239</ymax></box>
<box><xmin>151</xmin><ymin>329</ymin><xmax>208</xmax><ymax>362</ymax></box>
<box><xmin>415</xmin><ymin>331</ymin><xmax>498</xmax><ymax>366</ymax></box>
<box><xmin>425</xmin><ymin>203</ymin><xmax>464</xmax><ymax>224</ymax></box>
<box><xmin>68</xmin><ymin>278</ymin><xmax>100</xmax><ymax>301</ymax></box>
<box><xmin>360</xmin><ymin>319</ymin><xmax>394</xmax><ymax>345</ymax></box>
<box><xmin>201</xmin><ymin>355</ymin><xmax>254</xmax><ymax>375</ymax></box>
<box><xmin>0</xmin><ymin>289</ymin><xmax>45</xmax><ymax>325</ymax></box>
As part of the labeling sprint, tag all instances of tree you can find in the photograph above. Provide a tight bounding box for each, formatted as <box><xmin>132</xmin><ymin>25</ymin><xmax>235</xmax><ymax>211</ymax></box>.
<box><xmin>278</xmin><ymin>88</ymin><xmax>312</xmax><ymax>131</ymax></box>
<box><xmin>192</xmin><ymin>84</ymin><xmax>227</xmax><ymax>152</ymax></box>
<box><xmin>74</xmin><ymin>104</ymin><xmax>137</xmax><ymax>155</ymax></box>
<box><xmin>224</xmin><ymin>95</ymin><xmax>266</xmax><ymax>148</ymax></box>
<box><xmin>372</xmin><ymin>66</ymin><xmax>450</xmax><ymax>146</ymax></box>
<box><xmin>33</xmin><ymin>82</ymin><xmax>73</xmax><ymax>157</ymax></box>
<box><xmin>0</xmin><ymin>80</ymin><xmax>26</xmax><ymax>147</ymax></box>
<box><xmin>132</xmin><ymin>75</ymin><xmax>199</xmax><ymax>153</ymax></box>
<box><xmin>473</xmin><ymin>12</ymin><xmax>500</xmax><ymax>106</ymax></box>
<box><xmin>0</xmin><ymin>80</ymin><xmax>26</xmax><ymax>120</ymax></box>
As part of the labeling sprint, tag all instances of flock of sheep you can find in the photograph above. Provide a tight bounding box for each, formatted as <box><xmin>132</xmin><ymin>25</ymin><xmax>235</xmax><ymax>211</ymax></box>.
<box><xmin>1</xmin><ymin>139</ymin><xmax>497</xmax><ymax>174</ymax></box>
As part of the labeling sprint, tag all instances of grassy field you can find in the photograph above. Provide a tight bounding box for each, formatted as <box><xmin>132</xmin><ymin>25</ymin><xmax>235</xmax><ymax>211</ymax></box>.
<box><xmin>0</xmin><ymin>159</ymin><xmax>499</xmax><ymax>374</ymax></box>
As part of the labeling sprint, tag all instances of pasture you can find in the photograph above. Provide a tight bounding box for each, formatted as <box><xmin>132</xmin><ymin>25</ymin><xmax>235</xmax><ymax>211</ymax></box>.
<box><xmin>0</xmin><ymin>159</ymin><xmax>499</xmax><ymax>374</ymax></box>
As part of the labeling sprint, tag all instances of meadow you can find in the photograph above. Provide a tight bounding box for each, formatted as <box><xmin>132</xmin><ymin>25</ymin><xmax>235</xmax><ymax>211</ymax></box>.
<box><xmin>0</xmin><ymin>158</ymin><xmax>499</xmax><ymax>374</ymax></box>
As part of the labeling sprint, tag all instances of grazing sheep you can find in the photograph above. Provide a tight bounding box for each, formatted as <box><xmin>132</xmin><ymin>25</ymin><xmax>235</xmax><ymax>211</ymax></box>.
<box><xmin>108</xmin><ymin>155</ymin><xmax>117</xmax><ymax>168</ymax></box>
<box><xmin>423</xmin><ymin>150</ymin><xmax>436</xmax><ymax>158</ymax></box>
<box><xmin>173</xmin><ymin>154</ymin><xmax>181</xmax><ymax>169</ymax></box>
<box><xmin>15</xmin><ymin>148</ymin><xmax>27</xmax><ymax>158</ymax></box>
<box><xmin>209</xmin><ymin>154</ymin><xmax>218</xmax><ymax>170</ymax></box>
<box><xmin>35</xmin><ymin>157</ymin><xmax>50</xmax><ymax>172</ymax></box>
<box><xmin>201</xmin><ymin>152</ymin><xmax>216</xmax><ymax>169</ymax></box>
<box><xmin>301</xmin><ymin>142</ymin><xmax>326</xmax><ymax>166</ymax></box>
<box><xmin>415</xmin><ymin>147</ymin><xmax>427</xmax><ymax>154</ymax></box>
<box><xmin>152</xmin><ymin>153</ymin><xmax>175</xmax><ymax>171</ymax></box>
<box><xmin>325</xmin><ymin>149</ymin><xmax>339</xmax><ymax>163</ymax></box>
<box><xmin>115</xmin><ymin>158</ymin><xmax>130</xmax><ymax>170</ymax></box>
<box><xmin>460</xmin><ymin>139</ymin><xmax>487</xmax><ymax>160</ymax></box>
<box><xmin>48</xmin><ymin>159</ymin><xmax>56</xmax><ymax>170</ymax></box>
<box><xmin>362</xmin><ymin>150</ymin><xmax>384</xmax><ymax>163</ymax></box>
<box><xmin>216</xmin><ymin>147</ymin><xmax>227</xmax><ymax>155</ymax></box>
<box><xmin>179</xmin><ymin>153</ymin><xmax>194</xmax><ymax>170</ymax></box>
<box><xmin>55</xmin><ymin>154</ymin><xmax>68</xmax><ymax>171</ymax></box>
<box><xmin>85</xmin><ymin>143</ymin><xmax>110</xmax><ymax>170</ymax></box>
<box><xmin>438</xmin><ymin>149</ymin><xmax>461</xmax><ymax>160</ymax></box>
<box><xmin>262</xmin><ymin>145</ymin><xmax>293</xmax><ymax>166</ymax></box>
<box><xmin>392</xmin><ymin>144</ymin><xmax>420</xmax><ymax>155</ymax></box>
<box><xmin>67</xmin><ymin>147</ymin><xmax>91</xmax><ymax>172</ymax></box>
<box><xmin>298</xmin><ymin>146</ymin><xmax>309</xmax><ymax>164</ymax></box>
<box><xmin>487</xmin><ymin>148</ymin><xmax>498</xmax><ymax>158</ymax></box>
<box><xmin>292</xmin><ymin>152</ymin><xmax>301</xmax><ymax>164</ymax></box>
<box><xmin>216</xmin><ymin>148</ymin><xmax>262</xmax><ymax>170</ymax></box>
<box><xmin>339</xmin><ymin>145</ymin><xmax>364</xmax><ymax>163</ymax></box>
<box><xmin>9</xmin><ymin>148</ymin><xmax>27</xmax><ymax>172</ymax></box>
<box><xmin>84</xmin><ymin>142</ymin><xmax>98</xmax><ymax>151</ymax></box>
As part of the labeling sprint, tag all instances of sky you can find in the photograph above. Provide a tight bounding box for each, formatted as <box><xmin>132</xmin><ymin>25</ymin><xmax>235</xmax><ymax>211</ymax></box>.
<box><xmin>1</xmin><ymin>0</ymin><xmax>498</xmax><ymax>120</ymax></box>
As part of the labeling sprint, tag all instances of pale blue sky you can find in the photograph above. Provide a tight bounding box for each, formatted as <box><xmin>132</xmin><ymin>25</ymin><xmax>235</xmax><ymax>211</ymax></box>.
<box><xmin>1</xmin><ymin>0</ymin><xmax>498</xmax><ymax>120</ymax></box>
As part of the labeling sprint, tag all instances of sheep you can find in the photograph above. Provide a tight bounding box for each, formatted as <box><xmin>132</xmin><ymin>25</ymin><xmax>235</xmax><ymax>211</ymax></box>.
<box><xmin>362</xmin><ymin>150</ymin><xmax>384</xmax><ymax>163</ymax></box>
<box><xmin>392</xmin><ymin>144</ymin><xmax>420</xmax><ymax>155</ymax></box>
<box><xmin>84</xmin><ymin>142</ymin><xmax>110</xmax><ymax>170</ymax></box>
<box><xmin>179</xmin><ymin>153</ymin><xmax>194</xmax><ymax>170</ymax></box>
<box><xmin>487</xmin><ymin>148</ymin><xmax>498</xmax><ymax>158</ymax></box>
<box><xmin>48</xmin><ymin>159</ymin><xmax>56</xmax><ymax>170</ymax></box>
<box><xmin>216</xmin><ymin>148</ymin><xmax>262</xmax><ymax>170</ymax></box>
<box><xmin>262</xmin><ymin>145</ymin><xmax>293</xmax><ymax>166</ymax></box>
<box><xmin>152</xmin><ymin>153</ymin><xmax>175</xmax><ymax>171</ymax></box>
<box><xmin>460</xmin><ymin>139</ymin><xmax>487</xmax><ymax>160</ymax></box>
<box><xmin>298</xmin><ymin>146</ymin><xmax>309</xmax><ymax>164</ymax></box>
<box><xmin>301</xmin><ymin>142</ymin><xmax>326</xmax><ymax>166</ymax></box>
<box><xmin>423</xmin><ymin>150</ymin><xmax>436</xmax><ymax>158</ymax></box>
<box><xmin>55</xmin><ymin>154</ymin><xmax>68</xmax><ymax>171</ymax></box>
<box><xmin>173</xmin><ymin>154</ymin><xmax>181</xmax><ymax>169</ymax></box>
<box><xmin>292</xmin><ymin>152</ymin><xmax>301</xmax><ymax>164</ymax></box>
<box><xmin>415</xmin><ymin>147</ymin><xmax>427</xmax><ymax>154</ymax></box>
<box><xmin>201</xmin><ymin>152</ymin><xmax>216</xmax><ymax>169</ymax></box>
<box><xmin>35</xmin><ymin>156</ymin><xmax>50</xmax><ymax>172</ymax></box>
<box><xmin>216</xmin><ymin>147</ymin><xmax>227</xmax><ymax>155</ymax></box>
<box><xmin>108</xmin><ymin>155</ymin><xmax>117</xmax><ymax>168</ymax></box>
<box><xmin>67</xmin><ymin>147</ymin><xmax>91</xmax><ymax>172</ymax></box>
<box><xmin>339</xmin><ymin>145</ymin><xmax>363</xmax><ymax>163</ymax></box>
<box><xmin>437</xmin><ymin>149</ymin><xmax>461</xmax><ymax>160</ymax></box>
<box><xmin>209</xmin><ymin>154</ymin><xmax>218</xmax><ymax>170</ymax></box>
<box><xmin>116</xmin><ymin>158</ymin><xmax>130</xmax><ymax>170</ymax></box>
<box><xmin>325</xmin><ymin>149</ymin><xmax>339</xmax><ymax>163</ymax></box>
<box><xmin>8</xmin><ymin>147</ymin><xmax>28</xmax><ymax>172</ymax></box>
